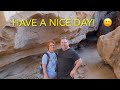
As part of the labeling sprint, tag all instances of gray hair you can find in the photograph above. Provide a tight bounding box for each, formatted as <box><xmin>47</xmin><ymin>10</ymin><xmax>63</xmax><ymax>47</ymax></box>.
<box><xmin>60</xmin><ymin>37</ymin><xmax>68</xmax><ymax>40</ymax></box>
<box><xmin>60</xmin><ymin>37</ymin><xmax>69</xmax><ymax>43</ymax></box>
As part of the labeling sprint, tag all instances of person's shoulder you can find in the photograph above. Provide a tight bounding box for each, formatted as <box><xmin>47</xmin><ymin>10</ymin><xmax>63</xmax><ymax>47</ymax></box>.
<box><xmin>69</xmin><ymin>48</ymin><xmax>78</xmax><ymax>55</ymax></box>
<box><xmin>42</xmin><ymin>53</ymin><xmax>48</xmax><ymax>58</ymax></box>
<box><xmin>69</xmin><ymin>48</ymin><xmax>76</xmax><ymax>52</ymax></box>
<box><xmin>58</xmin><ymin>48</ymin><xmax>63</xmax><ymax>52</ymax></box>
<box><xmin>69</xmin><ymin>48</ymin><xmax>80</xmax><ymax>59</ymax></box>
<box><xmin>59</xmin><ymin>48</ymin><xmax>62</xmax><ymax>51</ymax></box>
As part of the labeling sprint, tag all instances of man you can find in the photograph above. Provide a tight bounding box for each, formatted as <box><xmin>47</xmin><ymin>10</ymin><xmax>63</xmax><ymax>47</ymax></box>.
<box><xmin>42</xmin><ymin>40</ymin><xmax>57</xmax><ymax>79</ymax></box>
<box><xmin>57</xmin><ymin>37</ymin><xmax>82</xmax><ymax>79</ymax></box>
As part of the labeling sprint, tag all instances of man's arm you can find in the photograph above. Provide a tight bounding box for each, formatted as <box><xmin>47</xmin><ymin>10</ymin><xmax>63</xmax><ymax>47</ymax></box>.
<box><xmin>70</xmin><ymin>58</ymin><xmax>82</xmax><ymax>78</ymax></box>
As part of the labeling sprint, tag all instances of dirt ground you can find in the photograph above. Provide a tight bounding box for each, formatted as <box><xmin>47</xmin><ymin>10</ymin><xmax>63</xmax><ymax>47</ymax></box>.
<box><xmin>0</xmin><ymin>41</ymin><xmax>116</xmax><ymax>79</ymax></box>
<box><xmin>74</xmin><ymin>42</ymin><xmax>116</xmax><ymax>79</ymax></box>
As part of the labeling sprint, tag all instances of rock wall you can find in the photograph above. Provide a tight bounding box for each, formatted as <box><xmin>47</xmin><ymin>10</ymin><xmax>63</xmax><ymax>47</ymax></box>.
<box><xmin>0</xmin><ymin>11</ymin><xmax>6</xmax><ymax>29</ymax></box>
<box><xmin>0</xmin><ymin>11</ymin><xmax>107</xmax><ymax>68</ymax></box>
<box><xmin>97</xmin><ymin>26</ymin><xmax>120</xmax><ymax>78</ymax></box>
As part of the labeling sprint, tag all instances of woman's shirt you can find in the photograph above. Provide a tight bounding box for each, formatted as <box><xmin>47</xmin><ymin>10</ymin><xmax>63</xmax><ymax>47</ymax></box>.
<box><xmin>42</xmin><ymin>51</ymin><xmax>57</xmax><ymax>79</ymax></box>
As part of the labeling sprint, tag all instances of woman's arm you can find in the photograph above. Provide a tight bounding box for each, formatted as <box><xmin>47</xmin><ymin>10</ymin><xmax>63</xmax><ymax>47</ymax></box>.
<box><xmin>42</xmin><ymin>54</ymin><xmax>49</xmax><ymax>79</ymax></box>
<box><xmin>42</xmin><ymin>64</ymin><xmax>49</xmax><ymax>79</ymax></box>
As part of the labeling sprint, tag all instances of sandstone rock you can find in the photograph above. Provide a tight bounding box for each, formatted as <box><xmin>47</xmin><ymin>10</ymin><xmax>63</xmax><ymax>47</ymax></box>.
<box><xmin>0</xmin><ymin>11</ymin><xmax>6</xmax><ymax>29</ymax></box>
<box><xmin>116</xmin><ymin>11</ymin><xmax>120</xmax><ymax>28</ymax></box>
<box><xmin>97</xmin><ymin>26</ymin><xmax>120</xmax><ymax>78</ymax></box>
<box><xmin>94</xmin><ymin>11</ymin><xmax>107</xmax><ymax>31</ymax></box>
<box><xmin>0</xmin><ymin>11</ymin><xmax>107</xmax><ymax>68</ymax></box>
<box><xmin>1</xmin><ymin>11</ymin><xmax>98</xmax><ymax>52</ymax></box>
<box><xmin>12</xmin><ymin>11</ymin><xmax>106</xmax><ymax>49</ymax></box>
<box><xmin>0</xmin><ymin>26</ymin><xmax>17</xmax><ymax>55</ymax></box>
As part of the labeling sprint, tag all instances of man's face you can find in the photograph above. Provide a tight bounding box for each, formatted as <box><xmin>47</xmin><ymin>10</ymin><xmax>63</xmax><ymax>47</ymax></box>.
<box><xmin>48</xmin><ymin>43</ymin><xmax>55</xmax><ymax>52</ymax></box>
<box><xmin>61</xmin><ymin>39</ymin><xmax>69</xmax><ymax>50</ymax></box>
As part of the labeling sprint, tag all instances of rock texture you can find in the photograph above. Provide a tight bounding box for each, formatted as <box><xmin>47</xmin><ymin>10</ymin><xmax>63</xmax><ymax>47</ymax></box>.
<box><xmin>0</xmin><ymin>11</ymin><xmax>107</xmax><ymax>72</ymax></box>
<box><xmin>116</xmin><ymin>11</ymin><xmax>120</xmax><ymax>28</ymax></box>
<box><xmin>0</xmin><ymin>11</ymin><xmax>119</xmax><ymax>79</ymax></box>
<box><xmin>0</xmin><ymin>11</ymin><xmax>6</xmax><ymax>29</ymax></box>
<box><xmin>97</xmin><ymin>26</ymin><xmax>120</xmax><ymax>78</ymax></box>
<box><xmin>0</xmin><ymin>11</ymin><xmax>106</xmax><ymax>55</ymax></box>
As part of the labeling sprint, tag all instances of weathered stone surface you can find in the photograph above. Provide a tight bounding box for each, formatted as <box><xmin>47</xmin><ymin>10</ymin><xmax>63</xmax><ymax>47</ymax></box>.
<box><xmin>0</xmin><ymin>11</ymin><xmax>107</xmax><ymax>68</ymax></box>
<box><xmin>97</xmin><ymin>26</ymin><xmax>120</xmax><ymax>78</ymax></box>
<box><xmin>0</xmin><ymin>26</ymin><xmax>17</xmax><ymax>55</ymax></box>
<box><xmin>116</xmin><ymin>11</ymin><xmax>120</xmax><ymax>28</ymax></box>
<box><xmin>12</xmin><ymin>11</ymin><xmax>107</xmax><ymax>49</ymax></box>
<box><xmin>0</xmin><ymin>11</ymin><xmax>118</xmax><ymax>79</ymax></box>
<box><xmin>0</xmin><ymin>11</ymin><xmax>6</xmax><ymax>29</ymax></box>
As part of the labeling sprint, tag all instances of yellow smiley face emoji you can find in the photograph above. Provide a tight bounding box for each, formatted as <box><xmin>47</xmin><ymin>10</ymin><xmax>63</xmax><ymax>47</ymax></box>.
<box><xmin>103</xmin><ymin>18</ymin><xmax>112</xmax><ymax>27</ymax></box>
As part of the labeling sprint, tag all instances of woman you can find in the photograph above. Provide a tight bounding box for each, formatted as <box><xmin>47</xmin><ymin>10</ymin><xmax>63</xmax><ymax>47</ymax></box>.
<box><xmin>42</xmin><ymin>40</ymin><xmax>57</xmax><ymax>79</ymax></box>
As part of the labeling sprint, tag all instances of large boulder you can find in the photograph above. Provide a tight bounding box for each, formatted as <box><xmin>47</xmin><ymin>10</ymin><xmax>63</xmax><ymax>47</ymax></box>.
<box><xmin>10</xmin><ymin>11</ymin><xmax>107</xmax><ymax>49</ymax></box>
<box><xmin>0</xmin><ymin>26</ymin><xmax>17</xmax><ymax>54</ymax></box>
<box><xmin>0</xmin><ymin>11</ymin><xmax>6</xmax><ymax>29</ymax></box>
<box><xmin>97</xmin><ymin>26</ymin><xmax>120</xmax><ymax>78</ymax></box>
<box><xmin>0</xmin><ymin>11</ymin><xmax>107</xmax><ymax>68</ymax></box>
<box><xmin>116</xmin><ymin>11</ymin><xmax>120</xmax><ymax>28</ymax></box>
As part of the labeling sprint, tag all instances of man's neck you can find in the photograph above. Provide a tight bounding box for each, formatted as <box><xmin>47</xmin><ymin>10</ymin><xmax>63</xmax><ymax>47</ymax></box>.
<box><xmin>62</xmin><ymin>47</ymin><xmax>70</xmax><ymax>51</ymax></box>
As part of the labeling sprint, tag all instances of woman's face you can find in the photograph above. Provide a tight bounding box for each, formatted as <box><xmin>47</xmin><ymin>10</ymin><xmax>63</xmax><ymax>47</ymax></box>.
<box><xmin>48</xmin><ymin>43</ymin><xmax>55</xmax><ymax>52</ymax></box>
